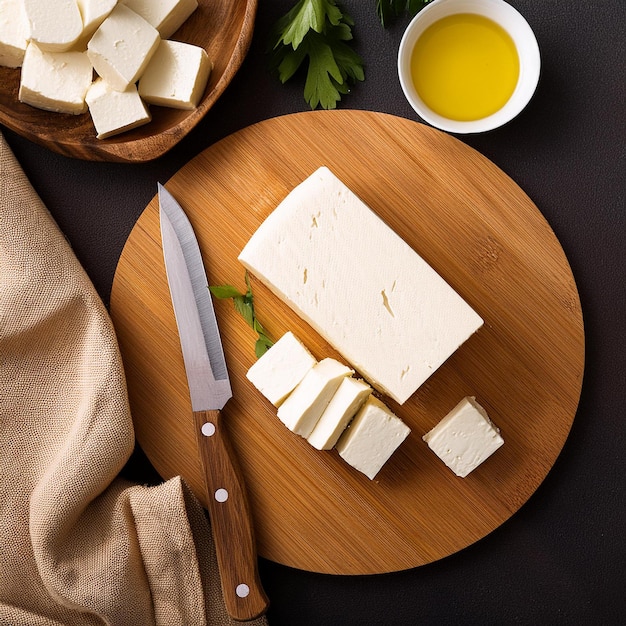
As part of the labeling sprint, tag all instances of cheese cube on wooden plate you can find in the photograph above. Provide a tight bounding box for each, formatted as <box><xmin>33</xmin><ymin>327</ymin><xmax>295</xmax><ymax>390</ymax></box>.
<box><xmin>246</xmin><ymin>331</ymin><xmax>317</xmax><ymax>407</ymax></box>
<box><xmin>87</xmin><ymin>4</ymin><xmax>160</xmax><ymax>91</ymax></box>
<box><xmin>422</xmin><ymin>396</ymin><xmax>504</xmax><ymax>477</ymax></box>
<box><xmin>238</xmin><ymin>167</ymin><xmax>484</xmax><ymax>405</ymax></box>
<box><xmin>23</xmin><ymin>0</ymin><xmax>83</xmax><ymax>52</ymax></box>
<box><xmin>307</xmin><ymin>377</ymin><xmax>371</xmax><ymax>450</ymax></box>
<box><xmin>138</xmin><ymin>40</ymin><xmax>211</xmax><ymax>110</ymax></box>
<box><xmin>122</xmin><ymin>0</ymin><xmax>198</xmax><ymax>38</ymax></box>
<box><xmin>19</xmin><ymin>43</ymin><xmax>92</xmax><ymax>114</ymax></box>
<box><xmin>75</xmin><ymin>0</ymin><xmax>117</xmax><ymax>45</ymax></box>
<box><xmin>86</xmin><ymin>78</ymin><xmax>151</xmax><ymax>139</ymax></box>
<box><xmin>0</xmin><ymin>0</ymin><xmax>29</xmax><ymax>67</ymax></box>
<box><xmin>277</xmin><ymin>358</ymin><xmax>352</xmax><ymax>438</ymax></box>
<box><xmin>336</xmin><ymin>396</ymin><xmax>410</xmax><ymax>480</ymax></box>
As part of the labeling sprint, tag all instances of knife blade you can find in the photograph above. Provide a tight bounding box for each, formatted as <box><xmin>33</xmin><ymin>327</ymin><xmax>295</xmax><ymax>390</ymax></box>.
<box><xmin>158</xmin><ymin>183</ymin><xmax>269</xmax><ymax>621</ymax></box>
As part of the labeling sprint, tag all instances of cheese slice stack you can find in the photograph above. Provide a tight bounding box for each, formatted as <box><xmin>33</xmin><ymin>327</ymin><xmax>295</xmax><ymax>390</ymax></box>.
<box><xmin>246</xmin><ymin>331</ymin><xmax>410</xmax><ymax>479</ymax></box>
<box><xmin>239</xmin><ymin>167</ymin><xmax>484</xmax><ymax>405</ymax></box>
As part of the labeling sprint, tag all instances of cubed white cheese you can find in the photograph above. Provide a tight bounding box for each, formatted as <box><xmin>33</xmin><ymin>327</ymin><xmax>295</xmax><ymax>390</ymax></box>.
<box><xmin>19</xmin><ymin>43</ymin><xmax>92</xmax><ymax>114</ymax></box>
<box><xmin>422</xmin><ymin>396</ymin><xmax>504</xmax><ymax>478</ymax></box>
<box><xmin>246</xmin><ymin>331</ymin><xmax>317</xmax><ymax>407</ymax></box>
<box><xmin>23</xmin><ymin>0</ymin><xmax>83</xmax><ymax>52</ymax></box>
<box><xmin>238</xmin><ymin>167</ymin><xmax>484</xmax><ymax>405</ymax></box>
<box><xmin>336</xmin><ymin>396</ymin><xmax>410</xmax><ymax>480</ymax></box>
<box><xmin>122</xmin><ymin>0</ymin><xmax>197</xmax><ymax>38</ymax></box>
<box><xmin>85</xmin><ymin>77</ymin><xmax>151</xmax><ymax>138</ymax></box>
<box><xmin>0</xmin><ymin>0</ymin><xmax>29</xmax><ymax>67</ymax></box>
<box><xmin>307</xmin><ymin>377</ymin><xmax>371</xmax><ymax>450</ymax></box>
<box><xmin>75</xmin><ymin>0</ymin><xmax>117</xmax><ymax>45</ymax></box>
<box><xmin>277</xmin><ymin>358</ymin><xmax>352</xmax><ymax>438</ymax></box>
<box><xmin>87</xmin><ymin>4</ymin><xmax>159</xmax><ymax>91</ymax></box>
<box><xmin>138</xmin><ymin>39</ymin><xmax>211</xmax><ymax>110</ymax></box>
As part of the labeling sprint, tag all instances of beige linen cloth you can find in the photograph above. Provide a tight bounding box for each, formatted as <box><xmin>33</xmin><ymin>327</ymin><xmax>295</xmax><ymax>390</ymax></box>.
<box><xmin>0</xmin><ymin>132</ymin><xmax>268</xmax><ymax>626</ymax></box>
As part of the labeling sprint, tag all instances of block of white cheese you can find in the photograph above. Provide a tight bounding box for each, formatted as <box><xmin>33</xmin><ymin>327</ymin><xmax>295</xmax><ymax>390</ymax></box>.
<box><xmin>422</xmin><ymin>396</ymin><xmax>504</xmax><ymax>478</ymax></box>
<box><xmin>19</xmin><ymin>43</ymin><xmax>93</xmax><ymax>114</ymax></box>
<box><xmin>87</xmin><ymin>4</ymin><xmax>159</xmax><ymax>91</ymax></box>
<box><xmin>336</xmin><ymin>396</ymin><xmax>410</xmax><ymax>480</ymax></box>
<box><xmin>238</xmin><ymin>167</ymin><xmax>484</xmax><ymax>405</ymax></box>
<box><xmin>138</xmin><ymin>39</ymin><xmax>211</xmax><ymax>110</ymax></box>
<box><xmin>122</xmin><ymin>0</ymin><xmax>197</xmax><ymax>38</ymax></box>
<box><xmin>85</xmin><ymin>78</ymin><xmax>151</xmax><ymax>138</ymax></box>
<box><xmin>307</xmin><ymin>377</ymin><xmax>371</xmax><ymax>450</ymax></box>
<box><xmin>75</xmin><ymin>0</ymin><xmax>117</xmax><ymax>46</ymax></box>
<box><xmin>23</xmin><ymin>0</ymin><xmax>83</xmax><ymax>52</ymax></box>
<box><xmin>0</xmin><ymin>0</ymin><xmax>29</xmax><ymax>67</ymax></box>
<box><xmin>246</xmin><ymin>331</ymin><xmax>317</xmax><ymax>407</ymax></box>
<box><xmin>277</xmin><ymin>358</ymin><xmax>352</xmax><ymax>438</ymax></box>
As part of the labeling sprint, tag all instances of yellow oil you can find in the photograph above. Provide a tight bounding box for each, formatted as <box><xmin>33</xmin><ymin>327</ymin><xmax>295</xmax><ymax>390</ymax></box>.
<box><xmin>410</xmin><ymin>13</ymin><xmax>520</xmax><ymax>121</ymax></box>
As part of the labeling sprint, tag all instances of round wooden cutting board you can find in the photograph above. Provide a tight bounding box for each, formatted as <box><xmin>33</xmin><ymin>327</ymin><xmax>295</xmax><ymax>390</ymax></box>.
<box><xmin>110</xmin><ymin>110</ymin><xmax>584</xmax><ymax>575</ymax></box>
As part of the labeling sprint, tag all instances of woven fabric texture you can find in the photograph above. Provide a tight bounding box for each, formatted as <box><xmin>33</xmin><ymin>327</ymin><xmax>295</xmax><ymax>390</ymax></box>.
<box><xmin>0</xmin><ymin>132</ymin><xmax>268</xmax><ymax>626</ymax></box>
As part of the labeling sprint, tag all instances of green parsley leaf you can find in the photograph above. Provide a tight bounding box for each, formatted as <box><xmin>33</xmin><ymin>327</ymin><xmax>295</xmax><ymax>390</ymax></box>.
<box><xmin>209</xmin><ymin>284</ymin><xmax>242</xmax><ymax>299</ymax></box>
<box><xmin>376</xmin><ymin>0</ymin><xmax>434</xmax><ymax>28</ymax></box>
<box><xmin>209</xmin><ymin>273</ymin><xmax>274</xmax><ymax>356</ymax></box>
<box><xmin>269</xmin><ymin>0</ymin><xmax>364</xmax><ymax>110</ymax></box>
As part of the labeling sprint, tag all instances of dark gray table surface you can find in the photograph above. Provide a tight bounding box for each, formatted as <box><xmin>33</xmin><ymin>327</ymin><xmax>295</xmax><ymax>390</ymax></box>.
<box><xmin>3</xmin><ymin>1</ymin><xmax>625</xmax><ymax>624</ymax></box>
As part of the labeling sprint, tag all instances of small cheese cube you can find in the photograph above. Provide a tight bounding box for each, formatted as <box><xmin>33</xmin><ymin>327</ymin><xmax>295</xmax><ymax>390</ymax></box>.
<box><xmin>23</xmin><ymin>0</ymin><xmax>83</xmax><ymax>52</ymax></box>
<box><xmin>0</xmin><ymin>0</ymin><xmax>29</xmax><ymax>67</ymax></box>
<box><xmin>122</xmin><ymin>0</ymin><xmax>198</xmax><ymax>38</ymax></box>
<box><xmin>87</xmin><ymin>4</ymin><xmax>159</xmax><ymax>91</ymax></box>
<box><xmin>75</xmin><ymin>0</ymin><xmax>117</xmax><ymax>45</ymax></box>
<box><xmin>138</xmin><ymin>39</ymin><xmax>211</xmax><ymax>110</ymax></box>
<box><xmin>246</xmin><ymin>331</ymin><xmax>317</xmax><ymax>407</ymax></box>
<box><xmin>307</xmin><ymin>377</ymin><xmax>371</xmax><ymax>450</ymax></box>
<box><xmin>19</xmin><ymin>43</ymin><xmax>92</xmax><ymax>114</ymax></box>
<box><xmin>85</xmin><ymin>78</ymin><xmax>151</xmax><ymax>138</ymax></box>
<box><xmin>336</xmin><ymin>396</ymin><xmax>410</xmax><ymax>480</ymax></box>
<box><xmin>422</xmin><ymin>396</ymin><xmax>504</xmax><ymax>478</ymax></box>
<box><xmin>238</xmin><ymin>167</ymin><xmax>484</xmax><ymax>405</ymax></box>
<box><xmin>277</xmin><ymin>358</ymin><xmax>353</xmax><ymax>438</ymax></box>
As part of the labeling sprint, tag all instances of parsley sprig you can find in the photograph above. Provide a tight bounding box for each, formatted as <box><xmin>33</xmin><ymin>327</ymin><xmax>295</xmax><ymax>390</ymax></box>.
<box><xmin>376</xmin><ymin>0</ymin><xmax>435</xmax><ymax>28</ymax></box>
<box><xmin>269</xmin><ymin>0</ymin><xmax>365</xmax><ymax>110</ymax></box>
<box><xmin>209</xmin><ymin>273</ymin><xmax>273</xmax><ymax>358</ymax></box>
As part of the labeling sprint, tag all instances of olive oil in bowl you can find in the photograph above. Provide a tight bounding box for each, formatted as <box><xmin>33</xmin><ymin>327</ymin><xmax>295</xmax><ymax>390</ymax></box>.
<box><xmin>410</xmin><ymin>13</ymin><xmax>520</xmax><ymax>122</ymax></box>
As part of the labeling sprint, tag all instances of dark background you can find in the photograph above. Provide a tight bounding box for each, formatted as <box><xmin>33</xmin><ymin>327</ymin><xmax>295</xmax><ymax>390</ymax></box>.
<box><xmin>3</xmin><ymin>1</ymin><xmax>625</xmax><ymax>623</ymax></box>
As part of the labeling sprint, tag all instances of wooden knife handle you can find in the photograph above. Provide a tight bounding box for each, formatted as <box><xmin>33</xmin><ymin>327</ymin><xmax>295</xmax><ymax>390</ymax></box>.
<box><xmin>193</xmin><ymin>409</ymin><xmax>269</xmax><ymax>621</ymax></box>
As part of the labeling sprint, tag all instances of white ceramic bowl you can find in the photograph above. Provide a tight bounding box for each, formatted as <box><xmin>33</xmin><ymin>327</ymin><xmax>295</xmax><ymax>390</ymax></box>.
<box><xmin>398</xmin><ymin>0</ymin><xmax>540</xmax><ymax>133</ymax></box>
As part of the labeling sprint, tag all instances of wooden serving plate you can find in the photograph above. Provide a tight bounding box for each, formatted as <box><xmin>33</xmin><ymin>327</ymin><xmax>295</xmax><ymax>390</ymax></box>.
<box><xmin>110</xmin><ymin>111</ymin><xmax>585</xmax><ymax>574</ymax></box>
<box><xmin>0</xmin><ymin>0</ymin><xmax>256</xmax><ymax>162</ymax></box>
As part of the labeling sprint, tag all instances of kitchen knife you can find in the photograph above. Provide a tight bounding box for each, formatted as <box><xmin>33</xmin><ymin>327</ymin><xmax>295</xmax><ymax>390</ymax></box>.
<box><xmin>158</xmin><ymin>183</ymin><xmax>269</xmax><ymax>621</ymax></box>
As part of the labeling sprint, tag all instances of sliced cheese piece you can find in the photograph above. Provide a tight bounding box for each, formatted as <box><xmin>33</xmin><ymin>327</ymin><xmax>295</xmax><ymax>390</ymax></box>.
<box><xmin>23</xmin><ymin>0</ymin><xmax>83</xmax><ymax>52</ymax></box>
<box><xmin>75</xmin><ymin>0</ymin><xmax>117</xmax><ymax>47</ymax></box>
<box><xmin>85</xmin><ymin>78</ymin><xmax>151</xmax><ymax>138</ymax></box>
<box><xmin>238</xmin><ymin>166</ymin><xmax>484</xmax><ymax>405</ymax></box>
<box><xmin>336</xmin><ymin>396</ymin><xmax>410</xmax><ymax>480</ymax></box>
<box><xmin>0</xmin><ymin>0</ymin><xmax>29</xmax><ymax>67</ymax></box>
<box><xmin>138</xmin><ymin>39</ymin><xmax>211</xmax><ymax>110</ymax></box>
<box><xmin>87</xmin><ymin>4</ymin><xmax>159</xmax><ymax>91</ymax></box>
<box><xmin>422</xmin><ymin>396</ymin><xmax>504</xmax><ymax>478</ymax></box>
<box><xmin>246</xmin><ymin>331</ymin><xmax>317</xmax><ymax>407</ymax></box>
<box><xmin>307</xmin><ymin>377</ymin><xmax>371</xmax><ymax>450</ymax></box>
<box><xmin>277</xmin><ymin>358</ymin><xmax>352</xmax><ymax>438</ymax></box>
<box><xmin>122</xmin><ymin>0</ymin><xmax>197</xmax><ymax>38</ymax></box>
<box><xmin>19</xmin><ymin>43</ymin><xmax>92</xmax><ymax>114</ymax></box>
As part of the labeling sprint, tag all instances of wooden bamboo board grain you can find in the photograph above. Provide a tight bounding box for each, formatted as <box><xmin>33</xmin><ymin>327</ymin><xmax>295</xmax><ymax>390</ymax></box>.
<box><xmin>110</xmin><ymin>110</ymin><xmax>585</xmax><ymax>575</ymax></box>
<box><xmin>0</xmin><ymin>0</ymin><xmax>256</xmax><ymax>162</ymax></box>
